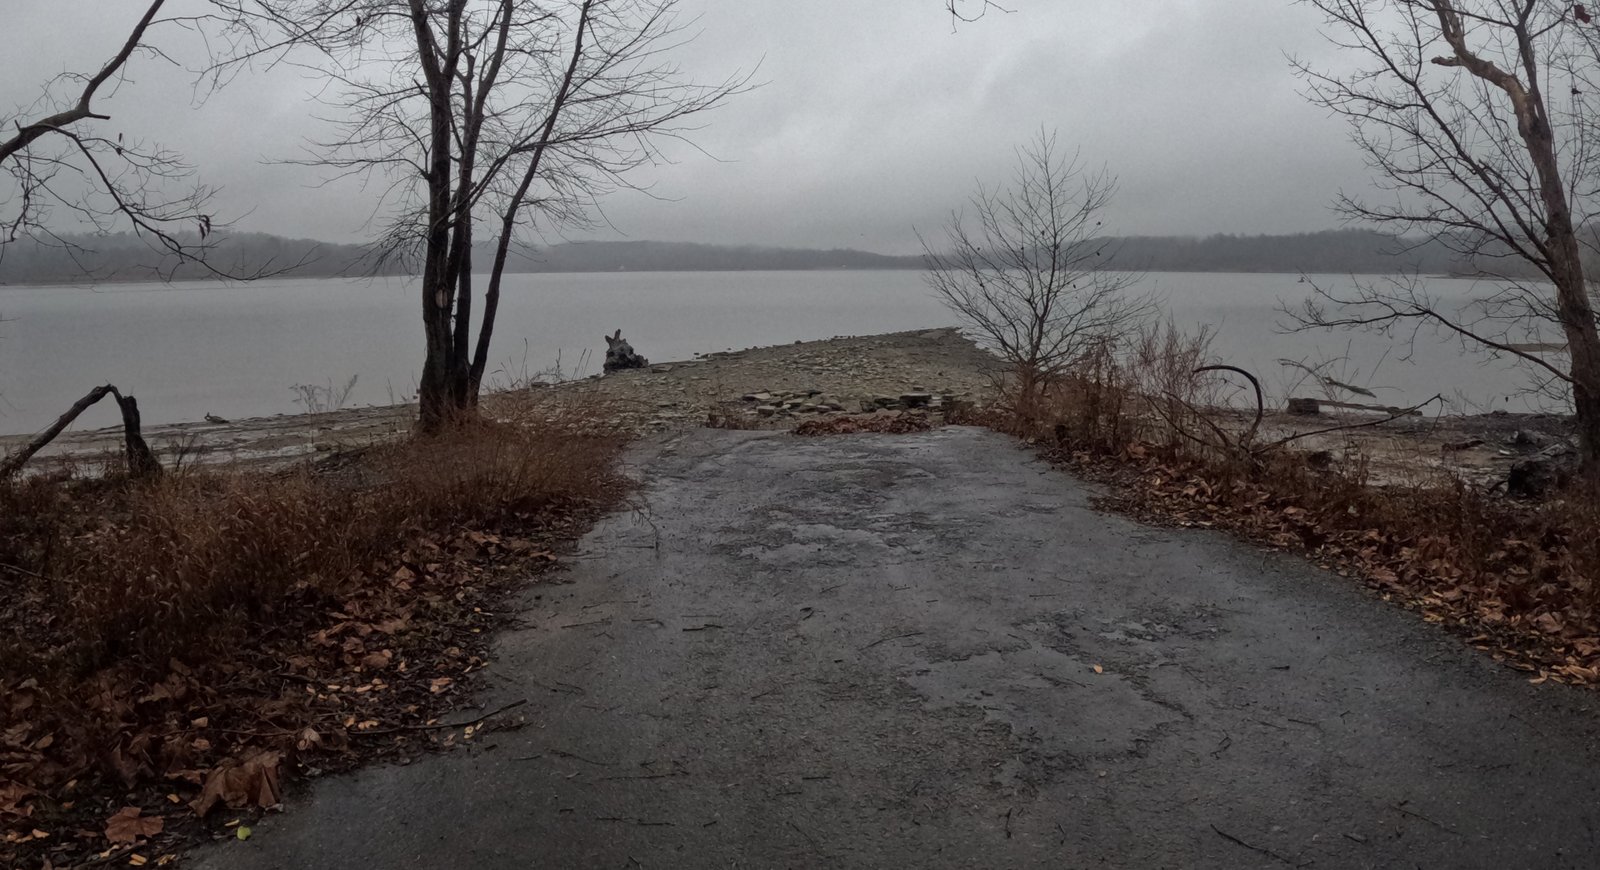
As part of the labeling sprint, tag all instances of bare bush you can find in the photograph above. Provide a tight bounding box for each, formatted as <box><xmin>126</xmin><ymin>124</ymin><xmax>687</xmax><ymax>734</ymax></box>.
<box><xmin>921</xmin><ymin>130</ymin><xmax>1151</xmax><ymax>426</ymax></box>
<box><xmin>290</xmin><ymin>375</ymin><xmax>360</xmax><ymax>414</ymax></box>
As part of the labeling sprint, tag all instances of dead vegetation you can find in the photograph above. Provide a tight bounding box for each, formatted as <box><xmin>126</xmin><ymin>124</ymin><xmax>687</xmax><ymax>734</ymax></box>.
<box><xmin>792</xmin><ymin>412</ymin><xmax>937</xmax><ymax>437</ymax></box>
<box><xmin>972</xmin><ymin>320</ymin><xmax>1600</xmax><ymax>690</ymax></box>
<box><xmin>0</xmin><ymin>401</ymin><xmax>628</xmax><ymax>867</ymax></box>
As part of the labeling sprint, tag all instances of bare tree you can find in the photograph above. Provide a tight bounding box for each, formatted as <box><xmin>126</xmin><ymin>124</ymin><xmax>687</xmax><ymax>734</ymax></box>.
<box><xmin>0</xmin><ymin>0</ymin><xmax>229</xmax><ymax>278</ymax></box>
<box><xmin>228</xmin><ymin>0</ymin><xmax>746</xmax><ymax>430</ymax></box>
<box><xmin>1291</xmin><ymin>0</ymin><xmax>1600</xmax><ymax>483</ymax></box>
<box><xmin>921</xmin><ymin>130</ymin><xmax>1149</xmax><ymax>423</ymax></box>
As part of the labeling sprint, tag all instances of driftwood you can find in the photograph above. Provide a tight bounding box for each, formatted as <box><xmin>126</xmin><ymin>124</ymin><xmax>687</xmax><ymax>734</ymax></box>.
<box><xmin>1277</xmin><ymin>359</ymin><xmax>1380</xmax><ymax>400</ymax></box>
<box><xmin>602</xmin><ymin>329</ymin><xmax>648</xmax><ymax>373</ymax></box>
<box><xmin>1285</xmin><ymin>396</ymin><xmax>1425</xmax><ymax>417</ymax></box>
<box><xmin>1159</xmin><ymin>364</ymin><xmax>1441</xmax><ymax>468</ymax></box>
<box><xmin>1313</xmin><ymin>398</ymin><xmax>1425</xmax><ymax>416</ymax></box>
<box><xmin>0</xmin><ymin>384</ymin><xmax>162</xmax><ymax>480</ymax></box>
<box><xmin>1255</xmin><ymin>394</ymin><xmax>1442</xmax><ymax>454</ymax></box>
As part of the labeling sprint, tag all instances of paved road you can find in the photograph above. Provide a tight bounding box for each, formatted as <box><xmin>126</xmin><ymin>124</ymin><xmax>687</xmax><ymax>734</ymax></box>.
<box><xmin>194</xmin><ymin>427</ymin><xmax>1600</xmax><ymax>869</ymax></box>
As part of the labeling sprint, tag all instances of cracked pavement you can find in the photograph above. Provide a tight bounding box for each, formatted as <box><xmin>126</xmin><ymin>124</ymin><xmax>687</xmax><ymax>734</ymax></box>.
<box><xmin>193</xmin><ymin>426</ymin><xmax>1600</xmax><ymax>868</ymax></box>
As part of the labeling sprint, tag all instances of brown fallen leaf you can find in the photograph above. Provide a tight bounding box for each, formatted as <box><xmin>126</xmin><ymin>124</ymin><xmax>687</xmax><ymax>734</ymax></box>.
<box><xmin>296</xmin><ymin>727</ymin><xmax>323</xmax><ymax>751</ymax></box>
<box><xmin>105</xmin><ymin>806</ymin><xmax>163</xmax><ymax>845</ymax></box>
<box><xmin>189</xmin><ymin>751</ymin><xmax>283</xmax><ymax>818</ymax></box>
<box><xmin>429</xmin><ymin>677</ymin><xmax>454</xmax><ymax>694</ymax></box>
<box><xmin>0</xmin><ymin>780</ymin><xmax>34</xmax><ymax>818</ymax></box>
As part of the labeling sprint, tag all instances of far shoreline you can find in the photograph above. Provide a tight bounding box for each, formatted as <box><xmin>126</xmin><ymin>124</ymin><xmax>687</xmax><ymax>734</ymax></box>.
<box><xmin>0</xmin><ymin>266</ymin><xmax>1498</xmax><ymax>290</ymax></box>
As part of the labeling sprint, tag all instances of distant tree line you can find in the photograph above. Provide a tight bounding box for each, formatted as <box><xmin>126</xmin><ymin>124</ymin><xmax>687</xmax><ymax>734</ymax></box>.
<box><xmin>3</xmin><ymin>228</ymin><xmax>1589</xmax><ymax>285</ymax></box>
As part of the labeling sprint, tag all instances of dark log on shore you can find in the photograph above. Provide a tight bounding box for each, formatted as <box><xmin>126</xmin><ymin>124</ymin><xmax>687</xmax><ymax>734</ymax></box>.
<box><xmin>0</xmin><ymin>385</ymin><xmax>162</xmax><ymax>480</ymax></box>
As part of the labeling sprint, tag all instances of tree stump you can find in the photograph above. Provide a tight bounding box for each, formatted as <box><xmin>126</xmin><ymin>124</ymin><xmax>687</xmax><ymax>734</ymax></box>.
<box><xmin>602</xmin><ymin>330</ymin><xmax>649</xmax><ymax>373</ymax></box>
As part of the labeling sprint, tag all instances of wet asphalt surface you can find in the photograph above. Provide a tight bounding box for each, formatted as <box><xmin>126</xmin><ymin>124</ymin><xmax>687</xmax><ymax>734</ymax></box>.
<box><xmin>192</xmin><ymin>426</ymin><xmax>1600</xmax><ymax>869</ymax></box>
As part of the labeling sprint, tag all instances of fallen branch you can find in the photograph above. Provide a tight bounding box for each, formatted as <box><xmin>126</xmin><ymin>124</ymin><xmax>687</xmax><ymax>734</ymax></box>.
<box><xmin>0</xmin><ymin>561</ymin><xmax>46</xmax><ymax>581</ymax></box>
<box><xmin>860</xmin><ymin>631</ymin><xmax>924</xmax><ymax>651</ymax></box>
<box><xmin>1256</xmin><ymin>394</ymin><xmax>1443</xmax><ymax>454</ymax></box>
<box><xmin>1302</xmin><ymin>398</ymin><xmax>1425</xmax><ymax>416</ymax></box>
<box><xmin>1277</xmin><ymin>358</ymin><xmax>1379</xmax><ymax>398</ymax></box>
<box><xmin>1148</xmin><ymin>365</ymin><xmax>1266</xmax><ymax>465</ymax></box>
<box><xmin>1195</xmin><ymin>365</ymin><xmax>1264</xmax><ymax>448</ymax></box>
<box><xmin>0</xmin><ymin>384</ymin><xmax>161</xmax><ymax>480</ymax></box>
<box><xmin>1393</xmin><ymin>801</ymin><xmax>1459</xmax><ymax>834</ymax></box>
<box><xmin>350</xmin><ymin>699</ymin><xmax>528</xmax><ymax>738</ymax></box>
<box><xmin>1210</xmin><ymin>824</ymin><xmax>1302</xmax><ymax>866</ymax></box>
<box><xmin>64</xmin><ymin>845</ymin><xmax>139</xmax><ymax>870</ymax></box>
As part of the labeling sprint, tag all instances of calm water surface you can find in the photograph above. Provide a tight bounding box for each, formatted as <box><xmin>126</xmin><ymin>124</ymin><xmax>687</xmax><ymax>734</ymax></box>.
<box><xmin>0</xmin><ymin>270</ymin><xmax>1552</xmax><ymax>435</ymax></box>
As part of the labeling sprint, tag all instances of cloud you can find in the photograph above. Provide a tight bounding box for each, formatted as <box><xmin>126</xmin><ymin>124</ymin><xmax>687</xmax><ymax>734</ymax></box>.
<box><xmin>0</xmin><ymin>0</ymin><xmax>1380</xmax><ymax>254</ymax></box>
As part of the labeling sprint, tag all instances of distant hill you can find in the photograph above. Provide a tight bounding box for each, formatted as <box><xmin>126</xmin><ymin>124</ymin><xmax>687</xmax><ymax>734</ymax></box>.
<box><xmin>0</xmin><ymin>228</ymin><xmax>1559</xmax><ymax>285</ymax></box>
<box><xmin>0</xmin><ymin>234</ymin><xmax>923</xmax><ymax>284</ymax></box>
<box><xmin>500</xmin><ymin>240</ymin><xmax>923</xmax><ymax>272</ymax></box>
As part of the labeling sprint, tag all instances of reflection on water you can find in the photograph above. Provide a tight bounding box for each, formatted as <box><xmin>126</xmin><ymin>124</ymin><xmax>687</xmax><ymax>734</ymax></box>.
<box><xmin>0</xmin><ymin>270</ymin><xmax>1559</xmax><ymax>435</ymax></box>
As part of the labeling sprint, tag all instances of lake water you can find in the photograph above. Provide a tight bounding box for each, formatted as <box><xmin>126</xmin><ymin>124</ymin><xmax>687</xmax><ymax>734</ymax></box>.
<box><xmin>0</xmin><ymin>270</ymin><xmax>1555</xmax><ymax>436</ymax></box>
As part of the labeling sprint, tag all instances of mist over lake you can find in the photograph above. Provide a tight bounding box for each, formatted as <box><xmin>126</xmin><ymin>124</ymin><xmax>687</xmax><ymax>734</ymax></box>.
<box><xmin>0</xmin><ymin>270</ymin><xmax>1547</xmax><ymax>437</ymax></box>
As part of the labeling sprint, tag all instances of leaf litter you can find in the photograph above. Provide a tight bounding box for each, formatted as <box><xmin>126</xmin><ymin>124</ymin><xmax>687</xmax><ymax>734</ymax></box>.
<box><xmin>0</xmin><ymin>491</ymin><xmax>621</xmax><ymax>868</ymax></box>
<box><xmin>1054</xmin><ymin>443</ymin><xmax>1600</xmax><ymax>689</ymax></box>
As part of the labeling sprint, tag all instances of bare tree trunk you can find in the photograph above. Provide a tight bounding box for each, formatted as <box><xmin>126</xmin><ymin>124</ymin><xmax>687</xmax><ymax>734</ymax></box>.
<box><xmin>1485</xmin><ymin>18</ymin><xmax>1600</xmax><ymax>482</ymax></box>
<box><xmin>1294</xmin><ymin>1</ymin><xmax>1600</xmax><ymax>488</ymax></box>
<box><xmin>469</xmin><ymin>230</ymin><xmax>514</xmax><ymax>404</ymax></box>
<box><xmin>1550</xmin><ymin>251</ymin><xmax>1600</xmax><ymax>480</ymax></box>
<box><xmin>261</xmin><ymin>0</ymin><xmax>744</xmax><ymax>424</ymax></box>
<box><xmin>468</xmin><ymin>0</ymin><xmax>594</xmax><ymax>405</ymax></box>
<box><xmin>0</xmin><ymin>385</ymin><xmax>160</xmax><ymax>480</ymax></box>
<box><xmin>112</xmin><ymin>390</ymin><xmax>162</xmax><ymax>479</ymax></box>
<box><xmin>410</xmin><ymin>0</ymin><xmax>467</xmax><ymax>432</ymax></box>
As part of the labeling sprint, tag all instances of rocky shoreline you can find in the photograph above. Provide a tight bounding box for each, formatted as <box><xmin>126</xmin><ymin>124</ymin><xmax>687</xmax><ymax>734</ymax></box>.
<box><xmin>0</xmin><ymin>328</ymin><xmax>1001</xmax><ymax>472</ymax></box>
<box><xmin>548</xmin><ymin>327</ymin><xmax>998</xmax><ymax>432</ymax></box>
<box><xmin>0</xmin><ymin>326</ymin><xmax>1580</xmax><ymax>493</ymax></box>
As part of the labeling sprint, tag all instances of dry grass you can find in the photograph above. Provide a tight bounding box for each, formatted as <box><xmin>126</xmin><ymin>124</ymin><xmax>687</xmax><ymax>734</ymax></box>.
<box><xmin>0</xmin><ymin>408</ymin><xmax>627</xmax><ymax>682</ymax></box>
<box><xmin>0</xmin><ymin>399</ymin><xmax>629</xmax><ymax>864</ymax></box>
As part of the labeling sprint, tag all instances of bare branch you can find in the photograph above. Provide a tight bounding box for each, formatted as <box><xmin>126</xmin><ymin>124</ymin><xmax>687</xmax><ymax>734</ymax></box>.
<box><xmin>1294</xmin><ymin>0</ymin><xmax>1600</xmax><ymax>481</ymax></box>
<box><xmin>922</xmin><ymin>129</ymin><xmax>1152</xmax><ymax>423</ymax></box>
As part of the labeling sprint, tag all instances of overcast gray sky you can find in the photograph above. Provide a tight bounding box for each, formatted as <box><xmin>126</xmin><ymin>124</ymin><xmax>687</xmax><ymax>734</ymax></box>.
<box><xmin>4</xmin><ymin>0</ymin><xmax>1370</xmax><ymax>254</ymax></box>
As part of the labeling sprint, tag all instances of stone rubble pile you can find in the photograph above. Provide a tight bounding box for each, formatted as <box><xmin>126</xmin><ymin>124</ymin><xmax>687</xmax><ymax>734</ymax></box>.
<box><xmin>738</xmin><ymin>388</ymin><xmax>965</xmax><ymax>419</ymax></box>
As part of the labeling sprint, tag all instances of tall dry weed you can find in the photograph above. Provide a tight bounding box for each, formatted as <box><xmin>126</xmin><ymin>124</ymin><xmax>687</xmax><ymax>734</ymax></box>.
<box><xmin>0</xmin><ymin>411</ymin><xmax>626</xmax><ymax>678</ymax></box>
